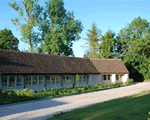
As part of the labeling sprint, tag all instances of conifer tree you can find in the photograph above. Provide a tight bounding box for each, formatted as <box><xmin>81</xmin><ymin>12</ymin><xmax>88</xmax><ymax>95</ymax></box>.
<box><xmin>98</xmin><ymin>29</ymin><xmax>116</xmax><ymax>58</ymax></box>
<box><xmin>83</xmin><ymin>22</ymin><xmax>101</xmax><ymax>58</ymax></box>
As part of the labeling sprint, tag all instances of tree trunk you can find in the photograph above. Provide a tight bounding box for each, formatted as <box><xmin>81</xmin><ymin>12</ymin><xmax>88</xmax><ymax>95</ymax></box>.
<box><xmin>29</xmin><ymin>39</ymin><xmax>32</xmax><ymax>53</ymax></box>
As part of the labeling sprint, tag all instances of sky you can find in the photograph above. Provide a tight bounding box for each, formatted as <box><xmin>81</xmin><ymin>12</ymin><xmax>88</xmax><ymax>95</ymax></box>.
<box><xmin>0</xmin><ymin>0</ymin><xmax>150</xmax><ymax>57</ymax></box>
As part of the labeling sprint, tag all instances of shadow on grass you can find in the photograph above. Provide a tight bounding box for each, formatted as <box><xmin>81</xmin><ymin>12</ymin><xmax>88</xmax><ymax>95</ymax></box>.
<box><xmin>45</xmin><ymin>90</ymin><xmax>150</xmax><ymax>120</ymax></box>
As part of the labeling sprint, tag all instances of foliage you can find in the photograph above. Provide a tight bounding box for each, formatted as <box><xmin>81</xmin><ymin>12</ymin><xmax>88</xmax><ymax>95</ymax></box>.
<box><xmin>8</xmin><ymin>0</ymin><xmax>43</xmax><ymax>52</ymax></box>
<box><xmin>38</xmin><ymin>0</ymin><xmax>83</xmax><ymax>56</ymax></box>
<box><xmin>143</xmin><ymin>79</ymin><xmax>150</xmax><ymax>82</ymax></box>
<box><xmin>121</xmin><ymin>17</ymin><xmax>150</xmax><ymax>80</ymax></box>
<box><xmin>75</xmin><ymin>74</ymin><xmax>80</xmax><ymax>87</ymax></box>
<box><xmin>98</xmin><ymin>29</ymin><xmax>116</xmax><ymax>58</ymax></box>
<box><xmin>0</xmin><ymin>82</ymin><xmax>128</xmax><ymax>105</ymax></box>
<box><xmin>83</xmin><ymin>22</ymin><xmax>101</xmax><ymax>58</ymax></box>
<box><xmin>125</xmin><ymin>78</ymin><xmax>134</xmax><ymax>85</ymax></box>
<box><xmin>0</xmin><ymin>28</ymin><xmax>19</xmax><ymax>51</ymax></box>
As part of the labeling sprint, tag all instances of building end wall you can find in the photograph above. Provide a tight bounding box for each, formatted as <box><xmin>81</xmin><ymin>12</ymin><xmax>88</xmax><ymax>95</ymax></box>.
<box><xmin>122</xmin><ymin>73</ymin><xmax>129</xmax><ymax>84</ymax></box>
<box><xmin>111</xmin><ymin>74</ymin><xmax>116</xmax><ymax>83</ymax></box>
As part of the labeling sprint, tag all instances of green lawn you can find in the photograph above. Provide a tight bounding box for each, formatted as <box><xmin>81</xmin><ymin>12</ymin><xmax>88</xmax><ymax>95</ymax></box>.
<box><xmin>48</xmin><ymin>90</ymin><xmax>150</xmax><ymax>120</ymax></box>
<box><xmin>144</xmin><ymin>79</ymin><xmax>150</xmax><ymax>82</ymax></box>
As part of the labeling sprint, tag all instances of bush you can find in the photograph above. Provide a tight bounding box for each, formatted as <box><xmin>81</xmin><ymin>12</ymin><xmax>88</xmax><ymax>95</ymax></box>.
<box><xmin>125</xmin><ymin>78</ymin><xmax>134</xmax><ymax>85</ymax></box>
<box><xmin>1</xmin><ymin>81</ymin><xmax>126</xmax><ymax>105</ymax></box>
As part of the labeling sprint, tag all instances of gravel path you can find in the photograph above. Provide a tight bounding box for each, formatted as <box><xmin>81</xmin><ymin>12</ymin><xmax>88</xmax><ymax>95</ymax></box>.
<box><xmin>0</xmin><ymin>82</ymin><xmax>150</xmax><ymax>120</ymax></box>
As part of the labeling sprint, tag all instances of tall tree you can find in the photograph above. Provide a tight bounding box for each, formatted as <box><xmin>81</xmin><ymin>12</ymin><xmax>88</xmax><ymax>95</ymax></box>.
<box><xmin>122</xmin><ymin>17</ymin><xmax>150</xmax><ymax>80</ymax></box>
<box><xmin>98</xmin><ymin>29</ymin><xmax>116</xmax><ymax>58</ymax></box>
<box><xmin>38</xmin><ymin>0</ymin><xmax>83</xmax><ymax>56</ymax></box>
<box><xmin>8</xmin><ymin>0</ymin><xmax>43</xmax><ymax>53</ymax></box>
<box><xmin>0</xmin><ymin>28</ymin><xmax>19</xmax><ymax>51</ymax></box>
<box><xmin>114</xmin><ymin>27</ymin><xmax>130</xmax><ymax>58</ymax></box>
<box><xmin>83</xmin><ymin>22</ymin><xmax>101</xmax><ymax>58</ymax></box>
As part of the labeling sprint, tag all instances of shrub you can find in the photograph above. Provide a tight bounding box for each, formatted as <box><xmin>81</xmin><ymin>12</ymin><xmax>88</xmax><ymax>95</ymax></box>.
<box><xmin>100</xmin><ymin>84</ymin><xmax>105</xmax><ymax>89</ymax></box>
<box><xmin>125</xmin><ymin>78</ymin><xmax>134</xmax><ymax>85</ymax></box>
<box><xmin>1</xmin><ymin>81</ymin><xmax>126</xmax><ymax>105</ymax></box>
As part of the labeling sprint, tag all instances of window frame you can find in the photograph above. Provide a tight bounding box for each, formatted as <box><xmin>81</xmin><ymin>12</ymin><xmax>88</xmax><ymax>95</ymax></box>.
<box><xmin>45</xmin><ymin>75</ymin><xmax>50</xmax><ymax>85</ymax></box>
<box><xmin>9</xmin><ymin>76</ymin><xmax>15</xmax><ymax>87</ymax></box>
<box><xmin>17</xmin><ymin>76</ymin><xmax>22</xmax><ymax>86</ymax></box>
<box><xmin>32</xmin><ymin>76</ymin><xmax>38</xmax><ymax>85</ymax></box>
<box><xmin>55</xmin><ymin>75</ymin><xmax>60</xmax><ymax>84</ymax></box>
<box><xmin>108</xmin><ymin>75</ymin><xmax>111</xmax><ymax>80</ymax></box>
<box><xmin>51</xmin><ymin>75</ymin><xmax>55</xmax><ymax>84</ymax></box>
<box><xmin>39</xmin><ymin>76</ymin><xmax>43</xmax><ymax>85</ymax></box>
<box><xmin>1</xmin><ymin>76</ymin><xmax>7</xmax><ymax>87</ymax></box>
<box><xmin>25</xmin><ymin>76</ymin><xmax>32</xmax><ymax>86</ymax></box>
<box><xmin>116</xmin><ymin>75</ymin><xmax>119</xmax><ymax>80</ymax></box>
<box><xmin>103</xmin><ymin>75</ymin><xmax>107</xmax><ymax>80</ymax></box>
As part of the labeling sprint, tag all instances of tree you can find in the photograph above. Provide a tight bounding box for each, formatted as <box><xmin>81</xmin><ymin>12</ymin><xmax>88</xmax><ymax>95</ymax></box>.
<box><xmin>114</xmin><ymin>27</ymin><xmax>131</xmax><ymax>59</ymax></box>
<box><xmin>122</xmin><ymin>17</ymin><xmax>150</xmax><ymax>80</ymax></box>
<box><xmin>8</xmin><ymin>0</ymin><xmax>43</xmax><ymax>53</ymax></box>
<box><xmin>38</xmin><ymin>0</ymin><xmax>83</xmax><ymax>56</ymax></box>
<box><xmin>98</xmin><ymin>29</ymin><xmax>116</xmax><ymax>58</ymax></box>
<box><xmin>0</xmin><ymin>28</ymin><xmax>19</xmax><ymax>51</ymax></box>
<box><xmin>75</xmin><ymin>74</ymin><xmax>80</xmax><ymax>87</ymax></box>
<box><xmin>83</xmin><ymin>22</ymin><xmax>101</xmax><ymax>59</ymax></box>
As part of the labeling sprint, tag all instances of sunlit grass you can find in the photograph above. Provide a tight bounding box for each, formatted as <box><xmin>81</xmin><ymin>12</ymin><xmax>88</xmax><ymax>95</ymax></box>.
<box><xmin>48</xmin><ymin>90</ymin><xmax>150</xmax><ymax>120</ymax></box>
<box><xmin>144</xmin><ymin>79</ymin><xmax>150</xmax><ymax>82</ymax></box>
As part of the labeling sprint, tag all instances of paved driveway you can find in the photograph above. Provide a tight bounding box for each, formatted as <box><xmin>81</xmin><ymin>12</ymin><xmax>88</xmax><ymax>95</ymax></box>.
<box><xmin>1</xmin><ymin>82</ymin><xmax>150</xmax><ymax>120</ymax></box>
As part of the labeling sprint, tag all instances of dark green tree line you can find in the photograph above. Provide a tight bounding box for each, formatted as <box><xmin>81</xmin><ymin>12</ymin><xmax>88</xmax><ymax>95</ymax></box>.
<box><xmin>83</xmin><ymin>17</ymin><xmax>150</xmax><ymax>80</ymax></box>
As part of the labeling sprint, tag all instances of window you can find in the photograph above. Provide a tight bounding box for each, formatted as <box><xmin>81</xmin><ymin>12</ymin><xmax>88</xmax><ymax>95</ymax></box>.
<box><xmin>70</xmin><ymin>76</ymin><xmax>73</xmax><ymax>83</ymax></box>
<box><xmin>83</xmin><ymin>75</ymin><xmax>87</xmax><ymax>82</ymax></box>
<box><xmin>108</xmin><ymin>75</ymin><xmax>111</xmax><ymax>80</ymax></box>
<box><xmin>51</xmin><ymin>75</ymin><xmax>55</xmax><ymax>84</ymax></box>
<box><xmin>93</xmin><ymin>75</ymin><xmax>96</xmax><ymax>81</ymax></box>
<box><xmin>62</xmin><ymin>76</ymin><xmax>65</xmax><ymax>83</ymax></box>
<box><xmin>25</xmin><ymin>76</ymin><xmax>31</xmax><ymax>86</ymax></box>
<box><xmin>33</xmin><ymin>76</ymin><xmax>38</xmax><ymax>85</ymax></box>
<box><xmin>45</xmin><ymin>75</ymin><xmax>50</xmax><ymax>85</ymax></box>
<box><xmin>116</xmin><ymin>75</ymin><xmax>119</xmax><ymax>80</ymax></box>
<box><xmin>66</xmin><ymin>76</ymin><xmax>70</xmax><ymax>83</ymax></box>
<box><xmin>2</xmin><ymin>76</ymin><xmax>7</xmax><ymax>87</ymax></box>
<box><xmin>79</xmin><ymin>76</ymin><xmax>82</xmax><ymax>82</ymax></box>
<box><xmin>17</xmin><ymin>76</ymin><xmax>22</xmax><ymax>86</ymax></box>
<box><xmin>9</xmin><ymin>76</ymin><xmax>15</xmax><ymax>86</ymax></box>
<box><xmin>39</xmin><ymin>76</ymin><xmax>43</xmax><ymax>85</ymax></box>
<box><xmin>92</xmin><ymin>75</ymin><xmax>95</xmax><ymax>81</ymax></box>
<box><xmin>103</xmin><ymin>75</ymin><xmax>107</xmax><ymax>80</ymax></box>
<box><xmin>56</xmin><ymin>76</ymin><xmax>59</xmax><ymax>84</ymax></box>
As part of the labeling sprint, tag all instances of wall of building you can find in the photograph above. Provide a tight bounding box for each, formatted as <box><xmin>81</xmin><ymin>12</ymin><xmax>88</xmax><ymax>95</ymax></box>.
<box><xmin>0</xmin><ymin>73</ymin><xmax>129</xmax><ymax>91</ymax></box>
<box><xmin>94</xmin><ymin>74</ymin><xmax>102</xmax><ymax>84</ymax></box>
<box><xmin>88</xmin><ymin>74</ymin><xmax>96</xmax><ymax>86</ymax></box>
<box><xmin>122</xmin><ymin>73</ymin><xmax>129</xmax><ymax>84</ymax></box>
<box><xmin>111</xmin><ymin>74</ymin><xmax>116</xmax><ymax>83</ymax></box>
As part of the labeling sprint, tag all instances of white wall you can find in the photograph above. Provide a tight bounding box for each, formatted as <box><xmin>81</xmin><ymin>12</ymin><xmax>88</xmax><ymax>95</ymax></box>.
<box><xmin>111</xmin><ymin>74</ymin><xmax>116</xmax><ymax>83</ymax></box>
<box><xmin>122</xmin><ymin>73</ymin><xmax>129</xmax><ymax>84</ymax></box>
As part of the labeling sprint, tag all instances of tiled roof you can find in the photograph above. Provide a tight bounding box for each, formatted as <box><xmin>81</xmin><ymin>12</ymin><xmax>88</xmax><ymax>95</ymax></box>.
<box><xmin>0</xmin><ymin>49</ymin><xmax>99</xmax><ymax>74</ymax></box>
<box><xmin>0</xmin><ymin>49</ymin><xmax>129</xmax><ymax>75</ymax></box>
<box><xmin>91</xmin><ymin>59</ymin><xmax>129</xmax><ymax>74</ymax></box>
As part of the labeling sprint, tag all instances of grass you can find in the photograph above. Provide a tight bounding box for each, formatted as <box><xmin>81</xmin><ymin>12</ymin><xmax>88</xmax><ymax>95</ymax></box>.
<box><xmin>144</xmin><ymin>79</ymin><xmax>150</xmax><ymax>82</ymax></box>
<box><xmin>47</xmin><ymin>90</ymin><xmax>150</xmax><ymax>120</ymax></box>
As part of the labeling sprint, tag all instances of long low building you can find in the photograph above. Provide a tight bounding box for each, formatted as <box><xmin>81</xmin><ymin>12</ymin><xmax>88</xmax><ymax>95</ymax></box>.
<box><xmin>0</xmin><ymin>49</ymin><xmax>129</xmax><ymax>91</ymax></box>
